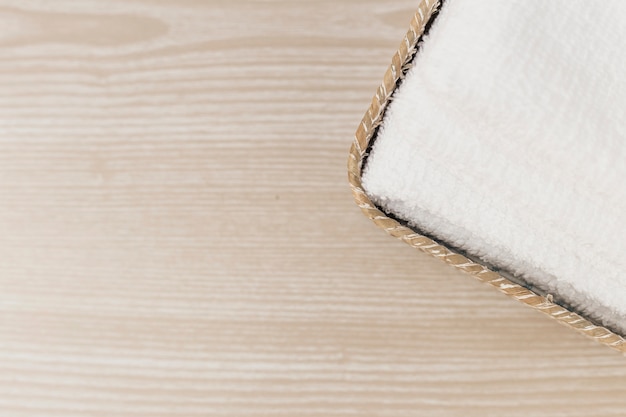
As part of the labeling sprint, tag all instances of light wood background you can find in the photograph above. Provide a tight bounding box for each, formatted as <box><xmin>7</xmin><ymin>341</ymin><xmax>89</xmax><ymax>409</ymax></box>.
<box><xmin>0</xmin><ymin>1</ymin><xmax>625</xmax><ymax>416</ymax></box>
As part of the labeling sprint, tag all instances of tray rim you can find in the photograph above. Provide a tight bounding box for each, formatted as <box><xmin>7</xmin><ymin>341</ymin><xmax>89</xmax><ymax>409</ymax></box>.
<box><xmin>347</xmin><ymin>0</ymin><xmax>626</xmax><ymax>353</ymax></box>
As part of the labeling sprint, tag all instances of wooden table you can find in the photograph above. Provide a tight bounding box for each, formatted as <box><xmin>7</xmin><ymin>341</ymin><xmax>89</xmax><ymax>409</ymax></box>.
<box><xmin>0</xmin><ymin>1</ymin><xmax>625</xmax><ymax>415</ymax></box>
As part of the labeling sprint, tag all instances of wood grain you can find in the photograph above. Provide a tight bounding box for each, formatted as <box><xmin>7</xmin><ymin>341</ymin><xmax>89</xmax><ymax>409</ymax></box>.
<box><xmin>0</xmin><ymin>1</ymin><xmax>624</xmax><ymax>416</ymax></box>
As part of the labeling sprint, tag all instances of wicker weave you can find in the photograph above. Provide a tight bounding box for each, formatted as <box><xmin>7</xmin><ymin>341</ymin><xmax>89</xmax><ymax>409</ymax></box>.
<box><xmin>348</xmin><ymin>0</ymin><xmax>626</xmax><ymax>353</ymax></box>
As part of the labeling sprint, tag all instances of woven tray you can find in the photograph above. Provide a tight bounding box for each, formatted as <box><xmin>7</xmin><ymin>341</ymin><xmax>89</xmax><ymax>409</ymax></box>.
<box><xmin>348</xmin><ymin>0</ymin><xmax>626</xmax><ymax>353</ymax></box>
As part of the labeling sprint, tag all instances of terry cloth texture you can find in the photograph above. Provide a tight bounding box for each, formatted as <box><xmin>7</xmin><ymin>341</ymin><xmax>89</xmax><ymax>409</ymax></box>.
<box><xmin>362</xmin><ymin>0</ymin><xmax>626</xmax><ymax>334</ymax></box>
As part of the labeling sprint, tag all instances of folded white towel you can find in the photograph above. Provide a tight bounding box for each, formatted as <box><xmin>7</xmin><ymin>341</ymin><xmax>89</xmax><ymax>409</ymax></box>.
<box><xmin>362</xmin><ymin>0</ymin><xmax>626</xmax><ymax>333</ymax></box>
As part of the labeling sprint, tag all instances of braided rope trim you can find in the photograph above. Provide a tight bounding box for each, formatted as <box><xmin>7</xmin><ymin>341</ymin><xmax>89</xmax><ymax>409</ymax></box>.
<box><xmin>348</xmin><ymin>0</ymin><xmax>626</xmax><ymax>353</ymax></box>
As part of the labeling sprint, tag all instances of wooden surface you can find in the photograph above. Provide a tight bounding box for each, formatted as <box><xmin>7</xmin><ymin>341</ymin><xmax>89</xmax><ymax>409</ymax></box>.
<box><xmin>0</xmin><ymin>1</ymin><xmax>625</xmax><ymax>415</ymax></box>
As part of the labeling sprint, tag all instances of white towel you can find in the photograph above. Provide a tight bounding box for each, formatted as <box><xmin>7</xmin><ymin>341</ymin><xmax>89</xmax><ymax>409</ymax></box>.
<box><xmin>362</xmin><ymin>0</ymin><xmax>626</xmax><ymax>333</ymax></box>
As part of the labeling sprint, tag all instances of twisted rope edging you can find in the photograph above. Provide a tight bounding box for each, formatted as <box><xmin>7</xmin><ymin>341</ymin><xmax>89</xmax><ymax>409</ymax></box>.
<box><xmin>348</xmin><ymin>0</ymin><xmax>626</xmax><ymax>353</ymax></box>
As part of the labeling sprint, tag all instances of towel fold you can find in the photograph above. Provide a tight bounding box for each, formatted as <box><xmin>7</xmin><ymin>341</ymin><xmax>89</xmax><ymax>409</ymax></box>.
<box><xmin>362</xmin><ymin>0</ymin><xmax>626</xmax><ymax>333</ymax></box>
